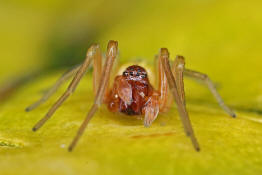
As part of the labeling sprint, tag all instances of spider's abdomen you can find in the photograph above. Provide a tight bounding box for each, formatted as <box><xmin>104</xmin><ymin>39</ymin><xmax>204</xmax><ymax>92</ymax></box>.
<box><xmin>107</xmin><ymin>65</ymin><xmax>154</xmax><ymax>115</ymax></box>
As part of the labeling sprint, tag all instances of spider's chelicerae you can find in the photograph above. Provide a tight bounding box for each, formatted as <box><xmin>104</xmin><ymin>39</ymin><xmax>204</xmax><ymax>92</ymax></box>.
<box><xmin>26</xmin><ymin>40</ymin><xmax>236</xmax><ymax>152</ymax></box>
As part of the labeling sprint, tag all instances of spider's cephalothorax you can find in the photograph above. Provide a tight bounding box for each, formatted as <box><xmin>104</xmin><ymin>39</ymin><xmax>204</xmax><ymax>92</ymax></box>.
<box><xmin>107</xmin><ymin>65</ymin><xmax>155</xmax><ymax>115</ymax></box>
<box><xmin>27</xmin><ymin>40</ymin><xmax>236</xmax><ymax>152</ymax></box>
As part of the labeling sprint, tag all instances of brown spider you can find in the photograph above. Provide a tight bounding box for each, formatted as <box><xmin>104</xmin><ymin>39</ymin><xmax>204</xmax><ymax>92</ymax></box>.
<box><xmin>26</xmin><ymin>40</ymin><xmax>236</xmax><ymax>152</ymax></box>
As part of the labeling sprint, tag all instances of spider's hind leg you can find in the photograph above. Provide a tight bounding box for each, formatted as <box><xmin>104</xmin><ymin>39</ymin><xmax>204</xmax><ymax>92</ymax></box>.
<box><xmin>25</xmin><ymin>65</ymin><xmax>81</xmax><ymax>112</ymax></box>
<box><xmin>183</xmin><ymin>67</ymin><xmax>236</xmax><ymax>117</ymax></box>
<box><xmin>32</xmin><ymin>44</ymin><xmax>101</xmax><ymax>131</ymax></box>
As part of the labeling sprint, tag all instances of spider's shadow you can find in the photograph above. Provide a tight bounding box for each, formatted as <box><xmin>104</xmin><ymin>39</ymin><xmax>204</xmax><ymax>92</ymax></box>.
<box><xmin>98</xmin><ymin>108</ymin><xmax>144</xmax><ymax>126</ymax></box>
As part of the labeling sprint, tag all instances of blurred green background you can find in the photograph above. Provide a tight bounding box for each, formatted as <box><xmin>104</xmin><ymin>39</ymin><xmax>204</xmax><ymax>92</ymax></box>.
<box><xmin>1</xmin><ymin>0</ymin><xmax>262</xmax><ymax>175</ymax></box>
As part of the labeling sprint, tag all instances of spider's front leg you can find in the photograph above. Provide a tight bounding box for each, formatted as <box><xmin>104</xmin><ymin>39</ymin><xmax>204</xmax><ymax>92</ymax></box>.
<box><xmin>160</xmin><ymin>49</ymin><xmax>200</xmax><ymax>151</ymax></box>
<box><xmin>142</xmin><ymin>53</ymin><xmax>172</xmax><ymax>127</ymax></box>
<box><xmin>68</xmin><ymin>41</ymin><xmax>118</xmax><ymax>151</ymax></box>
<box><xmin>32</xmin><ymin>43</ymin><xmax>102</xmax><ymax>131</ymax></box>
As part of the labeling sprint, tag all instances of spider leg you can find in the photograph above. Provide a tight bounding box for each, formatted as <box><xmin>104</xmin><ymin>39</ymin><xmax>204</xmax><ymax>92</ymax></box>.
<box><xmin>25</xmin><ymin>64</ymin><xmax>81</xmax><ymax>112</ymax></box>
<box><xmin>184</xmin><ymin>68</ymin><xmax>236</xmax><ymax>117</ymax></box>
<box><xmin>142</xmin><ymin>54</ymin><xmax>172</xmax><ymax>126</ymax></box>
<box><xmin>172</xmin><ymin>56</ymin><xmax>186</xmax><ymax>105</ymax></box>
<box><xmin>160</xmin><ymin>49</ymin><xmax>200</xmax><ymax>151</ymax></box>
<box><xmin>32</xmin><ymin>44</ymin><xmax>101</xmax><ymax>131</ymax></box>
<box><xmin>142</xmin><ymin>54</ymin><xmax>170</xmax><ymax>127</ymax></box>
<box><xmin>93</xmin><ymin>45</ymin><xmax>102</xmax><ymax>94</ymax></box>
<box><xmin>68</xmin><ymin>40</ymin><xmax>118</xmax><ymax>152</ymax></box>
<box><xmin>156</xmin><ymin>54</ymin><xmax>170</xmax><ymax>112</ymax></box>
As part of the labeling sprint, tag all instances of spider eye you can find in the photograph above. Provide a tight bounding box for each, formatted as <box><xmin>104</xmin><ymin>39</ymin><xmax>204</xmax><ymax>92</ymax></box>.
<box><xmin>123</xmin><ymin>71</ymin><xmax>128</xmax><ymax>76</ymax></box>
<box><xmin>140</xmin><ymin>73</ymin><xmax>147</xmax><ymax>78</ymax></box>
<box><xmin>130</xmin><ymin>72</ymin><xmax>134</xmax><ymax>76</ymax></box>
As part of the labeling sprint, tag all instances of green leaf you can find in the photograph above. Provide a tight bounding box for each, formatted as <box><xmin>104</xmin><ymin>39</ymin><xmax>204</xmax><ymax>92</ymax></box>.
<box><xmin>0</xmin><ymin>70</ymin><xmax>262</xmax><ymax>175</ymax></box>
<box><xmin>1</xmin><ymin>0</ymin><xmax>262</xmax><ymax>174</ymax></box>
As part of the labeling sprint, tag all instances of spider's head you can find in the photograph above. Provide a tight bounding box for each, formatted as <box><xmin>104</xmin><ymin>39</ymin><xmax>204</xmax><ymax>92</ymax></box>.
<box><xmin>122</xmin><ymin>65</ymin><xmax>148</xmax><ymax>82</ymax></box>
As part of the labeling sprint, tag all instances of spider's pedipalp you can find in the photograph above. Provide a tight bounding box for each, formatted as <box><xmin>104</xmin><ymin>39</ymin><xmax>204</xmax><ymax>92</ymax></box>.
<box><xmin>144</xmin><ymin>92</ymin><xmax>160</xmax><ymax>127</ymax></box>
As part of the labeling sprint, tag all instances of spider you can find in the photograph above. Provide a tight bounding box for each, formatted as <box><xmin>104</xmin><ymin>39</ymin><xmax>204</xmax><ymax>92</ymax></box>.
<box><xmin>26</xmin><ymin>40</ymin><xmax>236</xmax><ymax>152</ymax></box>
